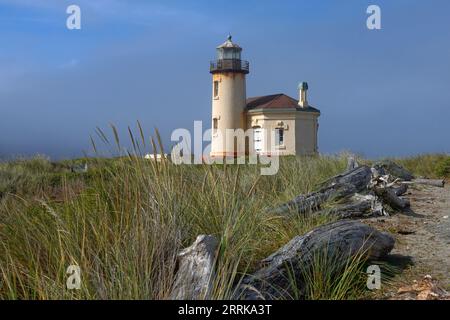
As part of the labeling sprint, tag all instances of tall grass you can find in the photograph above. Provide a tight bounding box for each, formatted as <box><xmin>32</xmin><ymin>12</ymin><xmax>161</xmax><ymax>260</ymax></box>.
<box><xmin>297</xmin><ymin>245</ymin><xmax>369</xmax><ymax>300</ymax></box>
<box><xmin>394</xmin><ymin>154</ymin><xmax>450</xmax><ymax>179</ymax></box>
<box><xmin>0</xmin><ymin>128</ymin><xmax>376</xmax><ymax>300</ymax></box>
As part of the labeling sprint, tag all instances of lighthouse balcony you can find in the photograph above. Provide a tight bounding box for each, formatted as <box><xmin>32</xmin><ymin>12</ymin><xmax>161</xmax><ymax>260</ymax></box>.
<box><xmin>210</xmin><ymin>59</ymin><xmax>249</xmax><ymax>74</ymax></box>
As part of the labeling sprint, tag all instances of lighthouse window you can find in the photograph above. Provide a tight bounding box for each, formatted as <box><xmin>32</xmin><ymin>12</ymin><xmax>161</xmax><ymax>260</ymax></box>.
<box><xmin>213</xmin><ymin>118</ymin><xmax>218</xmax><ymax>134</ymax></box>
<box><xmin>213</xmin><ymin>81</ymin><xmax>219</xmax><ymax>98</ymax></box>
<box><xmin>275</xmin><ymin>128</ymin><xmax>284</xmax><ymax>146</ymax></box>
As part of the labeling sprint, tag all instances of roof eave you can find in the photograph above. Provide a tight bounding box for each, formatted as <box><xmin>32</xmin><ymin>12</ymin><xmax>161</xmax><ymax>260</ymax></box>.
<box><xmin>247</xmin><ymin>107</ymin><xmax>321</xmax><ymax>115</ymax></box>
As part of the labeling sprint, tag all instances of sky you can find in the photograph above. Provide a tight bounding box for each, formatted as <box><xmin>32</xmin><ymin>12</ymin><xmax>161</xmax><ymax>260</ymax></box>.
<box><xmin>0</xmin><ymin>0</ymin><xmax>450</xmax><ymax>160</ymax></box>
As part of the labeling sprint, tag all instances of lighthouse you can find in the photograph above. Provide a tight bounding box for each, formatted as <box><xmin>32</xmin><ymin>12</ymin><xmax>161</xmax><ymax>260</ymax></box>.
<box><xmin>208</xmin><ymin>36</ymin><xmax>320</xmax><ymax>158</ymax></box>
<box><xmin>210</xmin><ymin>35</ymin><xmax>249</xmax><ymax>158</ymax></box>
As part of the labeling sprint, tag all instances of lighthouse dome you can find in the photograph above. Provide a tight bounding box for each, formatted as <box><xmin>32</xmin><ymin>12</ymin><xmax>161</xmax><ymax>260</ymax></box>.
<box><xmin>217</xmin><ymin>35</ymin><xmax>242</xmax><ymax>49</ymax></box>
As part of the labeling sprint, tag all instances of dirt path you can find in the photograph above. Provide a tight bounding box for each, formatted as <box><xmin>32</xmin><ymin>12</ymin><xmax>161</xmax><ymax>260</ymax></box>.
<box><xmin>366</xmin><ymin>183</ymin><xmax>450</xmax><ymax>298</ymax></box>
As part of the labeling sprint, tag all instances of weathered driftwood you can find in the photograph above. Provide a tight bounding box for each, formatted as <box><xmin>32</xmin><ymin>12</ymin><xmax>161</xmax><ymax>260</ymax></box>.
<box><xmin>327</xmin><ymin>194</ymin><xmax>386</xmax><ymax>218</ymax></box>
<box><xmin>271</xmin><ymin>159</ymin><xmax>421</xmax><ymax>220</ymax></box>
<box><xmin>373</xmin><ymin>186</ymin><xmax>410</xmax><ymax>210</ymax></box>
<box><xmin>346</xmin><ymin>156</ymin><xmax>359</xmax><ymax>171</ymax></box>
<box><xmin>401</xmin><ymin>179</ymin><xmax>445</xmax><ymax>188</ymax></box>
<box><xmin>326</xmin><ymin>165</ymin><xmax>373</xmax><ymax>191</ymax></box>
<box><xmin>237</xmin><ymin>220</ymin><xmax>395</xmax><ymax>300</ymax></box>
<box><xmin>271</xmin><ymin>183</ymin><xmax>357</xmax><ymax>215</ymax></box>
<box><xmin>170</xmin><ymin>235</ymin><xmax>218</xmax><ymax>300</ymax></box>
<box><xmin>327</xmin><ymin>197</ymin><xmax>372</xmax><ymax>218</ymax></box>
<box><xmin>392</xmin><ymin>183</ymin><xmax>408</xmax><ymax>196</ymax></box>
<box><xmin>368</xmin><ymin>170</ymin><xmax>411</xmax><ymax>210</ymax></box>
<box><xmin>272</xmin><ymin>166</ymin><xmax>372</xmax><ymax>215</ymax></box>
<box><xmin>372</xmin><ymin>160</ymin><xmax>414</xmax><ymax>181</ymax></box>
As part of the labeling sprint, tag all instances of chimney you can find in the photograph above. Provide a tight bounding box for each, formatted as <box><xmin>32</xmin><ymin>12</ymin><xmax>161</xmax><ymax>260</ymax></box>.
<box><xmin>298</xmin><ymin>82</ymin><xmax>308</xmax><ymax>108</ymax></box>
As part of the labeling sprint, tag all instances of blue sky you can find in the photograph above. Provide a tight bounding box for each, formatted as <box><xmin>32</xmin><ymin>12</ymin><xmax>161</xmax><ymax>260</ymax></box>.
<box><xmin>1</xmin><ymin>0</ymin><xmax>449</xmax><ymax>159</ymax></box>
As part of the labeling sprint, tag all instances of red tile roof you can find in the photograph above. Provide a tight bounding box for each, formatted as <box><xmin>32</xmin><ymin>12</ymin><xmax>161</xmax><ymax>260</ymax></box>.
<box><xmin>246</xmin><ymin>94</ymin><xmax>320</xmax><ymax>113</ymax></box>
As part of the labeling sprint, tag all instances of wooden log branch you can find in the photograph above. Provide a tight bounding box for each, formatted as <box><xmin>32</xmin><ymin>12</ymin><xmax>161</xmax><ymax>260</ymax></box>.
<box><xmin>392</xmin><ymin>183</ymin><xmax>408</xmax><ymax>196</ymax></box>
<box><xmin>271</xmin><ymin>161</ymin><xmax>422</xmax><ymax>219</ymax></box>
<box><xmin>236</xmin><ymin>220</ymin><xmax>395</xmax><ymax>300</ymax></box>
<box><xmin>327</xmin><ymin>197</ymin><xmax>372</xmax><ymax>218</ymax></box>
<box><xmin>271</xmin><ymin>183</ymin><xmax>357</xmax><ymax>215</ymax></box>
<box><xmin>326</xmin><ymin>165</ymin><xmax>373</xmax><ymax>192</ymax></box>
<box><xmin>327</xmin><ymin>194</ymin><xmax>386</xmax><ymax>218</ymax></box>
<box><xmin>401</xmin><ymin>179</ymin><xmax>445</xmax><ymax>188</ymax></box>
<box><xmin>346</xmin><ymin>156</ymin><xmax>359</xmax><ymax>171</ymax></box>
<box><xmin>272</xmin><ymin>166</ymin><xmax>372</xmax><ymax>215</ymax></box>
<box><xmin>373</xmin><ymin>187</ymin><xmax>410</xmax><ymax>210</ymax></box>
<box><xmin>170</xmin><ymin>235</ymin><xmax>218</xmax><ymax>300</ymax></box>
<box><xmin>372</xmin><ymin>160</ymin><xmax>414</xmax><ymax>181</ymax></box>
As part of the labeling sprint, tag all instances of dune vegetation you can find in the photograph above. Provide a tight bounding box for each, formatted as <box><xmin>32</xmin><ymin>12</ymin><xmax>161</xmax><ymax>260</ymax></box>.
<box><xmin>0</xmin><ymin>131</ymin><xmax>448</xmax><ymax>300</ymax></box>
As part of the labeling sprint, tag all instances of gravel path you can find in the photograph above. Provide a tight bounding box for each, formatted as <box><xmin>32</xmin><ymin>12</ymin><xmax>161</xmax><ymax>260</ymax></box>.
<box><xmin>366</xmin><ymin>183</ymin><xmax>450</xmax><ymax>294</ymax></box>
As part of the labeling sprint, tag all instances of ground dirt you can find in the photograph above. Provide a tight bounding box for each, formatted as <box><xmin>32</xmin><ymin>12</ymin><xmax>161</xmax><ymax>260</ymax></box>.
<box><xmin>364</xmin><ymin>183</ymin><xmax>450</xmax><ymax>299</ymax></box>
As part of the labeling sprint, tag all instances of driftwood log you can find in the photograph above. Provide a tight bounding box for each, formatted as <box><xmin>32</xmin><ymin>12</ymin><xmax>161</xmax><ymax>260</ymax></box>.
<box><xmin>327</xmin><ymin>193</ymin><xmax>385</xmax><ymax>218</ymax></box>
<box><xmin>346</xmin><ymin>156</ymin><xmax>359</xmax><ymax>171</ymax></box>
<box><xmin>373</xmin><ymin>160</ymin><xmax>415</xmax><ymax>181</ymax></box>
<box><xmin>373</xmin><ymin>186</ymin><xmax>410</xmax><ymax>210</ymax></box>
<box><xmin>402</xmin><ymin>179</ymin><xmax>445</xmax><ymax>188</ymax></box>
<box><xmin>392</xmin><ymin>183</ymin><xmax>408</xmax><ymax>196</ymax></box>
<box><xmin>270</xmin><ymin>158</ymin><xmax>441</xmax><ymax>219</ymax></box>
<box><xmin>168</xmin><ymin>159</ymin><xmax>443</xmax><ymax>300</ymax></box>
<box><xmin>237</xmin><ymin>220</ymin><xmax>395</xmax><ymax>300</ymax></box>
<box><xmin>272</xmin><ymin>166</ymin><xmax>372</xmax><ymax>216</ymax></box>
<box><xmin>170</xmin><ymin>235</ymin><xmax>218</xmax><ymax>300</ymax></box>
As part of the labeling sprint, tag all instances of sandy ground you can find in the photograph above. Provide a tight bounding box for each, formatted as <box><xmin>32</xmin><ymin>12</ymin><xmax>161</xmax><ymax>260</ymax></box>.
<box><xmin>365</xmin><ymin>183</ymin><xmax>450</xmax><ymax>299</ymax></box>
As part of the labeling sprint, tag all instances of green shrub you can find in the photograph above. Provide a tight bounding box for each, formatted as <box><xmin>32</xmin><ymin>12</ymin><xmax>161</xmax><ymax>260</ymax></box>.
<box><xmin>435</xmin><ymin>156</ymin><xmax>450</xmax><ymax>178</ymax></box>
<box><xmin>396</xmin><ymin>154</ymin><xmax>448</xmax><ymax>178</ymax></box>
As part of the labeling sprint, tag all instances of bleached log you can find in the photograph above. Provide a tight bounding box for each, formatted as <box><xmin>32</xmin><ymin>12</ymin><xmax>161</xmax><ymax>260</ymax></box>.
<box><xmin>327</xmin><ymin>194</ymin><xmax>386</xmax><ymax>218</ymax></box>
<box><xmin>392</xmin><ymin>183</ymin><xmax>408</xmax><ymax>196</ymax></box>
<box><xmin>272</xmin><ymin>183</ymin><xmax>357</xmax><ymax>215</ymax></box>
<box><xmin>237</xmin><ymin>220</ymin><xmax>395</xmax><ymax>300</ymax></box>
<box><xmin>328</xmin><ymin>198</ymin><xmax>372</xmax><ymax>218</ymax></box>
<box><xmin>401</xmin><ymin>179</ymin><xmax>445</xmax><ymax>188</ymax></box>
<box><xmin>170</xmin><ymin>235</ymin><xmax>218</xmax><ymax>300</ymax></box>
<box><xmin>271</xmin><ymin>161</ymin><xmax>418</xmax><ymax>218</ymax></box>
<box><xmin>346</xmin><ymin>156</ymin><xmax>359</xmax><ymax>171</ymax></box>
<box><xmin>374</xmin><ymin>187</ymin><xmax>410</xmax><ymax>210</ymax></box>
<box><xmin>372</xmin><ymin>160</ymin><xmax>414</xmax><ymax>181</ymax></box>
<box><xmin>326</xmin><ymin>165</ymin><xmax>373</xmax><ymax>191</ymax></box>
<box><xmin>272</xmin><ymin>166</ymin><xmax>372</xmax><ymax>215</ymax></box>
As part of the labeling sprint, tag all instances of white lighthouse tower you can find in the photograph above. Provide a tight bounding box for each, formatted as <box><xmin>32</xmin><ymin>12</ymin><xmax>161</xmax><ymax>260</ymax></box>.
<box><xmin>210</xmin><ymin>35</ymin><xmax>249</xmax><ymax>157</ymax></box>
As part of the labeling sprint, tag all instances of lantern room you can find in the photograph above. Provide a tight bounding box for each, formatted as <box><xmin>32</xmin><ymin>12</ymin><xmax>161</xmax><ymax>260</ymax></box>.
<box><xmin>210</xmin><ymin>35</ymin><xmax>249</xmax><ymax>74</ymax></box>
